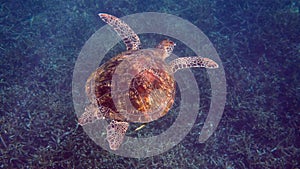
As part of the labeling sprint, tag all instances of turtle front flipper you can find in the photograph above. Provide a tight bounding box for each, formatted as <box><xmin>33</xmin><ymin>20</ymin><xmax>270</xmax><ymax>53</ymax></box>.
<box><xmin>78</xmin><ymin>104</ymin><xmax>109</xmax><ymax>125</ymax></box>
<box><xmin>169</xmin><ymin>57</ymin><xmax>219</xmax><ymax>73</ymax></box>
<box><xmin>99</xmin><ymin>13</ymin><xmax>141</xmax><ymax>51</ymax></box>
<box><xmin>106</xmin><ymin>120</ymin><xmax>129</xmax><ymax>150</ymax></box>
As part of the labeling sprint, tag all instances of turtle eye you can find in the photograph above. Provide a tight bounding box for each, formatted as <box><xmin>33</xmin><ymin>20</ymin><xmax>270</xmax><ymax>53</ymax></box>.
<box><xmin>168</xmin><ymin>40</ymin><xmax>175</xmax><ymax>46</ymax></box>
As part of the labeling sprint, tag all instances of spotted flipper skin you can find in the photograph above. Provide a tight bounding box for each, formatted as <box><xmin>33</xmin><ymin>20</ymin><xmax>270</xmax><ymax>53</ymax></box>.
<box><xmin>169</xmin><ymin>57</ymin><xmax>219</xmax><ymax>73</ymax></box>
<box><xmin>99</xmin><ymin>13</ymin><xmax>141</xmax><ymax>51</ymax></box>
<box><xmin>106</xmin><ymin>120</ymin><xmax>129</xmax><ymax>150</ymax></box>
<box><xmin>78</xmin><ymin>104</ymin><xmax>110</xmax><ymax>125</ymax></box>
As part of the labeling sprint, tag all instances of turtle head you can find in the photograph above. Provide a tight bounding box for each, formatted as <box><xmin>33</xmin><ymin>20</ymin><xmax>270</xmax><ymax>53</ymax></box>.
<box><xmin>156</xmin><ymin>39</ymin><xmax>176</xmax><ymax>60</ymax></box>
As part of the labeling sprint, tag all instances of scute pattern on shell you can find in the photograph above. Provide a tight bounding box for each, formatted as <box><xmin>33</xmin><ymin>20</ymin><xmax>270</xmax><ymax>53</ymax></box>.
<box><xmin>85</xmin><ymin>48</ymin><xmax>176</xmax><ymax>123</ymax></box>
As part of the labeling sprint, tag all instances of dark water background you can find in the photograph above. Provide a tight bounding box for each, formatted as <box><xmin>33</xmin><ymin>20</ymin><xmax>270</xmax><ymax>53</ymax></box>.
<box><xmin>0</xmin><ymin>0</ymin><xmax>299</xmax><ymax>168</ymax></box>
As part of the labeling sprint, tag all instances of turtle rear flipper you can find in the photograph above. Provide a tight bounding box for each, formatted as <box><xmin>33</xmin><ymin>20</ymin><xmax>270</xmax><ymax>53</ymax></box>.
<box><xmin>106</xmin><ymin>120</ymin><xmax>129</xmax><ymax>150</ymax></box>
<box><xmin>78</xmin><ymin>104</ymin><xmax>109</xmax><ymax>125</ymax></box>
<box><xmin>99</xmin><ymin>13</ymin><xmax>141</xmax><ymax>51</ymax></box>
<box><xmin>169</xmin><ymin>57</ymin><xmax>219</xmax><ymax>73</ymax></box>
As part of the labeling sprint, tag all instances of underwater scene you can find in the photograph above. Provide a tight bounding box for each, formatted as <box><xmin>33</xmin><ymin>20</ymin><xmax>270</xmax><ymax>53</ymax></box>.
<box><xmin>0</xmin><ymin>0</ymin><xmax>299</xmax><ymax>168</ymax></box>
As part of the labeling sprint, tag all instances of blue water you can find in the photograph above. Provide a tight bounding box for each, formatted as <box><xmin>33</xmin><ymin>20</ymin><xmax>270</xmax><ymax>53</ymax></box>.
<box><xmin>0</xmin><ymin>0</ymin><xmax>299</xmax><ymax>168</ymax></box>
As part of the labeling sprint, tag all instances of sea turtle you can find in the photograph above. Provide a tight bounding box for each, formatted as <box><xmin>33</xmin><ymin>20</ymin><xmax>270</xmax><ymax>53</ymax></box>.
<box><xmin>78</xmin><ymin>13</ymin><xmax>219</xmax><ymax>150</ymax></box>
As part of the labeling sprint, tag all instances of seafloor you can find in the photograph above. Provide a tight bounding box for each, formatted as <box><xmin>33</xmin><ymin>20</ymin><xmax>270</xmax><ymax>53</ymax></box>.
<box><xmin>0</xmin><ymin>0</ymin><xmax>299</xmax><ymax>168</ymax></box>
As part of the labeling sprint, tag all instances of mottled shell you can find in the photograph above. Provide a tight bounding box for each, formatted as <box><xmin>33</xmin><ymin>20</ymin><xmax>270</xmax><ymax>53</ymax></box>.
<box><xmin>85</xmin><ymin>48</ymin><xmax>175</xmax><ymax>123</ymax></box>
